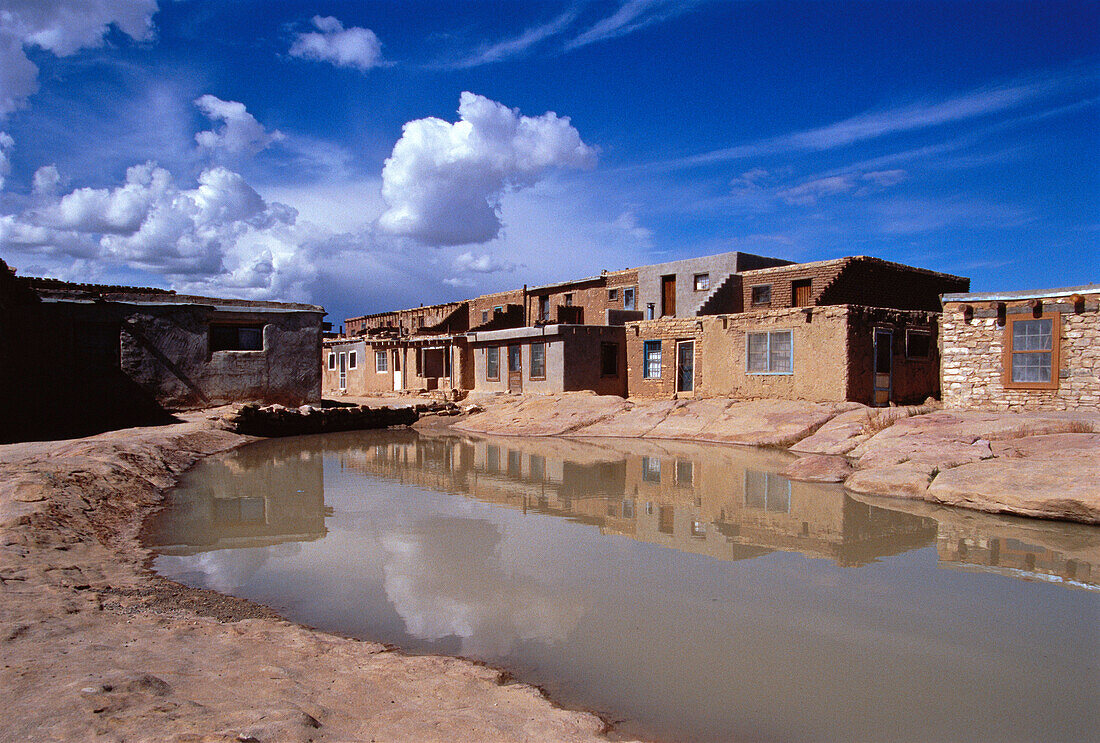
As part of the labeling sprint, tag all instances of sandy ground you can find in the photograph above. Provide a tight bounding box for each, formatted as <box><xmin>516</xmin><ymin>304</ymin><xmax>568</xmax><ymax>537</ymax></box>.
<box><xmin>0</xmin><ymin>411</ymin><xmax>631</xmax><ymax>743</ymax></box>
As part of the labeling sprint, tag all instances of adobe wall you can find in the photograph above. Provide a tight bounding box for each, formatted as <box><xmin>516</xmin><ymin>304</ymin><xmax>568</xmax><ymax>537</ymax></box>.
<box><xmin>941</xmin><ymin>292</ymin><xmax>1100</xmax><ymax>411</ymax></box>
<box><xmin>469</xmin><ymin>336</ymin><xmax>566</xmax><ymax>394</ymax></box>
<box><xmin>346</xmin><ymin>301</ymin><xmax>466</xmax><ymax>336</ymax></box>
<box><xmin>323</xmin><ymin>340</ymin><xmax>391</xmax><ymax>396</ymax></box>
<box><xmin>697</xmin><ymin>308</ymin><xmax>851</xmax><ymax>402</ymax></box>
<box><xmin>560</xmin><ymin>325</ymin><xmax>628</xmax><ymax>397</ymax></box>
<box><xmin>625</xmin><ymin>318</ymin><xmax>703</xmax><ymax>398</ymax></box>
<box><xmin>739</xmin><ymin>260</ymin><xmax>850</xmax><ymax>310</ymax></box>
<box><xmin>844</xmin><ymin>308</ymin><xmax>941</xmax><ymax>405</ymax></box>
<box><xmin>636</xmin><ymin>251</ymin><xmax>791</xmax><ymax>319</ymax></box>
<box><xmin>469</xmin><ymin>290</ymin><xmax>525</xmax><ymax>327</ymax></box>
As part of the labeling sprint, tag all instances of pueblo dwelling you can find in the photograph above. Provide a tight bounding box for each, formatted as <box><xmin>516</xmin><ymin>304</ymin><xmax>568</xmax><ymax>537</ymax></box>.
<box><xmin>329</xmin><ymin>250</ymin><xmax>969</xmax><ymax>407</ymax></box>
<box><xmin>1</xmin><ymin>259</ymin><xmax>325</xmax><ymax>443</ymax></box>
<box><xmin>940</xmin><ymin>285</ymin><xmax>1099</xmax><ymax>411</ymax></box>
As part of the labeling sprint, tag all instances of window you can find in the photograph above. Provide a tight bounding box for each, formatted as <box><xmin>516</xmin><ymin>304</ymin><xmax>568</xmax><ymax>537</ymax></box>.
<box><xmin>623</xmin><ymin>287</ymin><xmax>636</xmax><ymax>311</ymax></box>
<box><xmin>564</xmin><ymin>293</ymin><xmax>573</xmax><ymax>306</ymax></box>
<box><xmin>694</xmin><ymin>273</ymin><xmax>710</xmax><ymax>291</ymax></box>
<box><xmin>375</xmin><ymin>350</ymin><xmax>388</xmax><ymax>373</ymax></box>
<box><xmin>486</xmin><ymin>347</ymin><xmax>499</xmax><ymax>380</ymax></box>
<box><xmin>642</xmin><ymin>456</ymin><xmax>661</xmax><ymax>482</ymax></box>
<box><xmin>328</xmin><ymin>352</ymin><xmax>336</xmax><ymax>370</ymax></box>
<box><xmin>530</xmin><ymin>342</ymin><xmax>546</xmax><ymax>379</ymax></box>
<box><xmin>643</xmin><ymin>340</ymin><xmax>662</xmax><ymax>379</ymax></box>
<box><xmin>675</xmin><ymin>459</ymin><xmax>694</xmax><ymax>486</ymax></box>
<box><xmin>538</xmin><ymin>295</ymin><xmax>550</xmax><ymax>322</ymax></box>
<box><xmin>600</xmin><ymin>342</ymin><xmax>619</xmax><ymax>376</ymax></box>
<box><xmin>210</xmin><ymin>324</ymin><xmax>263</xmax><ymax>352</ymax></box>
<box><xmin>608</xmin><ymin>288</ymin><xmax>618</xmax><ymax>301</ymax></box>
<box><xmin>747</xmin><ymin>330</ymin><xmax>793</xmax><ymax>374</ymax></box>
<box><xmin>418</xmin><ymin>316</ymin><xmax>425</xmax><ymax>328</ymax></box>
<box><xmin>493</xmin><ymin>305</ymin><xmax>504</xmax><ymax>315</ymax></box>
<box><xmin>481</xmin><ymin>310</ymin><xmax>489</xmax><ymax>323</ymax></box>
<box><xmin>751</xmin><ymin>284</ymin><xmax>772</xmax><ymax>306</ymax></box>
<box><xmin>348</xmin><ymin>351</ymin><xmax>357</xmax><ymax>369</ymax></box>
<box><xmin>744</xmin><ymin>470</ymin><xmax>791</xmax><ymax>512</ymax></box>
<box><xmin>906</xmin><ymin>329</ymin><xmax>932</xmax><ymax>359</ymax></box>
<box><xmin>1005</xmin><ymin>314</ymin><xmax>1060</xmax><ymax>389</ymax></box>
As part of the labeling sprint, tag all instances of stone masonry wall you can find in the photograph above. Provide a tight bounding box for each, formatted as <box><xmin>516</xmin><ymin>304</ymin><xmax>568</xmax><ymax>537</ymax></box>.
<box><xmin>941</xmin><ymin>293</ymin><xmax>1100</xmax><ymax>411</ymax></box>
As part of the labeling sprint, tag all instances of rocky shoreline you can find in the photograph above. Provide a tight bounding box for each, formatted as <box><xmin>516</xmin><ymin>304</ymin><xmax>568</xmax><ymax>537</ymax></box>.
<box><xmin>0</xmin><ymin>412</ymin><xmax>630</xmax><ymax>743</ymax></box>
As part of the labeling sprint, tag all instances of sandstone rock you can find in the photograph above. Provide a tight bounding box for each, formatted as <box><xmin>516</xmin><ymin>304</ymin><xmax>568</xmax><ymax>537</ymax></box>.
<box><xmin>782</xmin><ymin>455</ymin><xmax>854</xmax><ymax>483</ymax></box>
<box><xmin>695</xmin><ymin>399</ymin><xmax>859</xmax><ymax>448</ymax></box>
<box><xmin>573</xmin><ymin>399</ymin><xmax>681</xmax><ymax>437</ymax></box>
<box><xmin>642</xmin><ymin>398</ymin><xmax>736</xmax><ymax>440</ymax></box>
<box><xmin>789</xmin><ymin>408</ymin><xmax>871</xmax><ymax>455</ymax></box>
<box><xmin>456</xmin><ymin>393</ymin><xmax>630</xmax><ymax>436</ymax></box>
<box><xmin>844</xmin><ymin>463</ymin><xmax>935</xmax><ymax>498</ymax></box>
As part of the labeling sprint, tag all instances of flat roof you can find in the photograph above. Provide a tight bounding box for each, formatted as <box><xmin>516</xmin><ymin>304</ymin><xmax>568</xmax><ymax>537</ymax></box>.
<box><xmin>739</xmin><ymin>255</ymin><xmax>969</xmax><ymax>282</ymax></box>
<box><xmin>942</xmin><ymin>284</ymin><xmax>1100</xmax><ymax>302</ymax></box>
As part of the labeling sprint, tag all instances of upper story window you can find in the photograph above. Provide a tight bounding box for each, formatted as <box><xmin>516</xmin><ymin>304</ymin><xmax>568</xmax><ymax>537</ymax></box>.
<box><xmin>210</xmin><ymin>324</ymin><xmax>263</xmax><ymax>352</ymax></box>
<box><xmin>481</xmin><ymin>310</ymin><xmax>489</xmax><ymax>323</ymax></box>
<box><xmin>750</xmin><ymin>285</ymin><xmax>772</xmax><ymax>307</ymax></box>
<box><xmin>623</xmin><ymin>287</ymin><xmax>636</xmax><ymax>311</ymax></box>
<box><xmin>564</xmin><ymin>293</ymin><xmax>574</xmax><ymax>306</ymax></box>
<box><xmin>1005</xmin><ymin>313</ymin><xmax>1060</xmax><ymax>389</ymax></box>
<box><xmin>694</xmin><ymin>273</ymin><xmax>710</xmax><ymax>291</ymax></box>
<box><xmin>646</xmin><ymin>303</ymin><xmax>655</xmax><ymax>320</ymax></box>
<box><xmin>538</xmin><ymin>295</ymin><xmax>550</xmax><ymax>321</ymax></box>
<box><xmin>608</xmin><ymin>288</ymin><xmax>619</xmax><ymax>301</ymax></box>
<box><xmin>643</xmin><ymin>340</ymin><xmax>662</xmax><ymax>379</ymax></box>
<box><xmin>493</xmin><ymin>305</ymin><xmax>504</xmax><ymax>315</ymax></box>
<box><xmin>747</xmin><ymin>330</ymin><xmax>793</xmax><ymax>374</ymax></box>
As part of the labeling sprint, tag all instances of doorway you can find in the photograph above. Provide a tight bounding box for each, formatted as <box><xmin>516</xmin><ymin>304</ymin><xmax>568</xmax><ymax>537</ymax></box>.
<box><xmin>392</xmin><ymin>349</ymin><xmax>401</xmax><ymax>391</ymax></box>
<box><xmin>338</xmin><ymin>352</ymin><xmax>347</xmax><ymax>391</ymax></box>
<box><xmin>661</xmin><ymin>275</ymin><xmax>676</xmax><ymax>316</ymax></box>
<box><xmin>676</xmin><ymin>341</ymin><xmax>695</xmax><ymax>393</ymax></box>
<box><xmin>508</xmin><ymin>345</ymin><xmax>523</xmax><ymax>393</ymax></box>
<box><xmin>873</xmin><ymin>329</ymin><xmax>892</xmax><ymax>406</ymax></box>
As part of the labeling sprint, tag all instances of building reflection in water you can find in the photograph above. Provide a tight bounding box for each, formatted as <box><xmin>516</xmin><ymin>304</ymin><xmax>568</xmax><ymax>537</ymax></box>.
<box><xmin>150</xmin><ymin>428</ymin><xmax>1100</xmax><ymax>591</ymax></box>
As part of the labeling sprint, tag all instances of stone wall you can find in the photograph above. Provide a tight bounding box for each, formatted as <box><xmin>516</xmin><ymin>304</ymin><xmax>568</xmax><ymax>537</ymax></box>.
<box><xmin>941</xmin><ymin>292</ymin><xmax>1100</xmax><ymax>411</ymax></box>
<box><xmin>626</xmin><ymin>318</ymin><xmax>702</xmax><ymax>397</ymax></box>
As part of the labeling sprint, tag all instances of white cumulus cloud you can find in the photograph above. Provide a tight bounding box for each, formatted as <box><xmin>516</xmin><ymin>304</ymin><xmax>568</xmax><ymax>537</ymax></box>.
<box><xmin>288</xmin><ymin>15</ymin><xmax>384</xmax><ymax>72</ymax></box>
<box><xmin>453</xmin><ymin>251</ymin><xmax>516</xmax><ymax>274</ymax></box>
<box><xmin>194</xmin><ymin>95</ymin><xmax>285</xmax><ymax>156</ymax></box>
<box><xmin>0</xmin><ymin>131</ymin><xmax>13</xmax><ymax>190</ymax></box>
<box><xmin>0</xmin><ymin>0</ymin><xmax>158</xmax><ymax>117</ymax></box>
<box><xmin>32</xmin><ymin>164</ymin><xmax>61</xmax><ymax>195</ymax></box>
<box><xmin>378</xmin><ymin>92</ymin><xmax>597</xmax><ymax>246</ymax></box>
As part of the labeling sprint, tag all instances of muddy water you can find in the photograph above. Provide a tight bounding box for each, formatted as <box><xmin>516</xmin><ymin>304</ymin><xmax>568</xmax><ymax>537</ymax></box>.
<box><xmin>147</xmin><ymin>429</ymin><xmax>1100</xmax><ymax>742</ymax></box>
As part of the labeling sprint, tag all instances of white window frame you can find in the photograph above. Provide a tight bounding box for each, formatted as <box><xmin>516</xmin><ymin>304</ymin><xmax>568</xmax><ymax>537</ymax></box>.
<box><xmin>375</xmin><ymin>349</ymin><xmax>388</xmax><ymax>373</ymax></box>
<box><xmin>694</xmin><ymin>273</ymin><xmax>710</xmax><ymax>291</ymax></box>
<box><xmin>746</xmin><ymin>330</ymin><xmax>793</xmax><ymax>375</ymax></box>
<box><xmin>327</xmin><ymin>352</ymin><xmax>336</xmax><ymax>370</ymax></box>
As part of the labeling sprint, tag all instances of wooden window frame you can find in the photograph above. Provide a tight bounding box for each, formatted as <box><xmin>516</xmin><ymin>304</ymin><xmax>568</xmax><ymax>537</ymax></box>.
<box><xmin>486</xmin><ymin>346</ymin><xmax>500</xmax><ymax>381</ymax></box>
<box><xmin>1003</xmin><ymin>311</ymin><xmax>1060</xmax><ymax>390</ymax></box>
<box><xmin>750</xmin><ymin>284</ymin><xmax>772</xmax><ymax>307</ymax></box>
<box><xmin>905</xmin><ymin>329</ymin><xmax>932</xmax><ymax>360</ymax></box>
<box><xmin>642</xmin><ymin>340</ymin><xmax>662</xmax><ymax>379</ymax></box>
<box><xmin>529</xmin><ymin>342</ymin><xmax>547</xmax><ymax>380</ymax></box>
<box><xmin>375</xmin><ymin>349</ymin><xmax>388</xmax><ymax>373</ymax></box>
<box><xmin>607</xmin><ymin>288</ymin><xmax>618</xmax><ymax>301</ymax></box>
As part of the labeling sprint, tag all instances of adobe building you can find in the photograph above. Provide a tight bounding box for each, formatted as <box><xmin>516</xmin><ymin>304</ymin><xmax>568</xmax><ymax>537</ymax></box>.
<box><xmin>525</xmin><ymin>269</ymin><xmax>641</xmax><ymax>326</ymax></box>
<box><xmin>635</xmin><ymin>250</ymin><xmax>792</xmax><ymax>319</ymax></box>
<box><xmin>1</xmin><ymin>260</ymin><xmax>325</xmax><ymax>443</ymax></box>
<box><xmin>940</xmin><ymin>285</ymin><xmax>1100</xmax><ymax>411</ymax></box>
<box><xmin>466</xmin><ymin>324</ymin><xmax>627</xmax><ymax>397</ymax></box>
<box><xmin>626</xmin><ymin>257</ymin><xmax>969</xmax><ymax>405</ymax></box>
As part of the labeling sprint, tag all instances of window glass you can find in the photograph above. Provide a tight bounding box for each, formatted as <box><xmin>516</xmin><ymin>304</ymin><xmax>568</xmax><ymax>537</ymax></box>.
<box><xmin>481</xmin><ymin>310</ymin><xmax>489</xmax><ymax>323</ymax></box>
<box><xmin>564</xmin><ymin>294</ymin><xmax>573</xmax><ymax>306</ymax></box>
<box><xmin>508</xmin><ymin>345</ymin><xmax>522</xmax><ymax>373</ymax></box>
<box><xmin>1010</xmin><ymin>318</ymin><xmax>1054</xmax><ymax>384</ymax></box>
<box><xmin>608</xmin><ymin>288</ymin><xmax>618</xmax><ymax>300</ymax></box>
<box><xmin>486</xmin><ymin>347</ymin><xmax>499</xmax><ymax>379</ymax></box>
<box><xmin>642</xmin><ymin>456</ymin><xmax>661</xmax><ymax>482</ymax></box>
<box><xmin>328</xmin><ymin>353</ymin><xmax>336</xmax><ymax>370</ymax></box>
<box><xmin>747</xmin><ymin>331</ymin><xmax>793</xmax><ymax>373</ymax></box>
<box><xmin>1013</xmin><ymin>319</ymin><xmax>1052</xmax><ymax>351</ymax></box>
<box><xmin>530</xmin><ymin>342</ymin><xmax>546</xmax><ymax>378</ymax></box>
<box><xmin>751</xmin><ymin>285</ymin><xmax>772</xmax><ymax>306</ymax></box>
<box><xmin>623</xmin><ymin>287</ymin><xmax>636</xmax><ymax>310</ymax></box>
<box><xmin>906</xmin><ymin>330</ymin><xmax>932</xmax><ymax>359</ymax></box>
<box><xmin>348</xmin><ymin>351</ymin><xmax>357</xmax><ymax>369</ymax></box>
<box><xmin>210</xmin><ymin>324</ymin><xmax>263</xmax><ymax>352</ymax></box>
<box><xmin>694</xmin><ymin>273</ymin><xmax>710</xmax><ymax>291</ymax></box>
<box><xmin>643</xmin><ymin>340</ymin><xmax>662</xmax><ymax>378</ymax></box>
<box><xmin>375</xmin><ymin>350</ymin><xmax>387</xmax><ymax>372</ymax></box>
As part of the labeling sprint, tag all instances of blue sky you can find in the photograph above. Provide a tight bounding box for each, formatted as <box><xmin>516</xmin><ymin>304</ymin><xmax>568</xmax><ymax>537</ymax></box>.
<box><xmin>0</xmin><ymin>1</ymin><xmax>1096</xmax><ymax>324</ymax></box>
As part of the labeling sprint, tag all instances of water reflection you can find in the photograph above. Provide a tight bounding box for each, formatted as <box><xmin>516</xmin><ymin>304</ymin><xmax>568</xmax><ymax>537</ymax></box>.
<box><xmin>147</xmin><ymin>429</ymin><xmax>1100</xmax><ymax>743</ymax></box>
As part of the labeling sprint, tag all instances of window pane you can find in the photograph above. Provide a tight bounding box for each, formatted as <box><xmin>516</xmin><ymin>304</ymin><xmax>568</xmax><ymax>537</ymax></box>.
<box><xmin>644</xmin><ymin>341</ymin><xmax>662</xmax><ymax>378</ymax></box>
<box><xmin>530</xmin><ymin>343</ymin><xmax>546</xmax><ymax>377</ymax></box>
<box><xmin>1012</xmin><ymin>352</ymin><xmax>1051</xmax><ymax>383</ymax></box>
<box><xmin>376</xmin><ymin>350</ymin><xmax>387</xmax><ymax>372</ymax></box>
<box><xmin>769</xmin><ymin>331</ymin><xmax>792</xmax><ymax>372</ymax></box>
<box><xmin>747</xmin><ymin>333</ymin><xmax>768</xmax><ymax>372</ymax></box>
<box><xmin>1013</xmin><ymin>319</ymin><xmax>1052</xmax><ymax>351</ymax></box>
<box><xmin>486</xmin><ymin>347</ymin><xmax>498</xmax><ymax>379</ymax></box>
<box><xmin>744</xmin><ymin>470</ymin><xmax>767</xmax><ymax>509</ymax></box>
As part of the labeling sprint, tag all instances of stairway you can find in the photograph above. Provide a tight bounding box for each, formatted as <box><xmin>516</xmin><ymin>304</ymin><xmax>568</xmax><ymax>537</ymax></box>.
<box><xmin>695</xmin><ymin>273</ymin><xmax>740</xmax><ymax>315</ymax></box>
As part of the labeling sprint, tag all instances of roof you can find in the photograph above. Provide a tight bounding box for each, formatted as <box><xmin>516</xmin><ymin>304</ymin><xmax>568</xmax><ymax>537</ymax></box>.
<box><xmin>942</xmin><ymin>284</ymin><xmax>1100</xmax><ymax>303</ymax></box>
<box><xmin>345</xmin><ymin>299</ymin><xmax>467</xmax><ymax>323</ymax></box>
<box><xmin>738</xmin><ymin>255</ymin><xmax>969</xmax><ymax>282</ymax></box>
<box><xmin>29</xmin><ymin>283</ymin><xmax>323</xmax><ymax>313</ymax></box>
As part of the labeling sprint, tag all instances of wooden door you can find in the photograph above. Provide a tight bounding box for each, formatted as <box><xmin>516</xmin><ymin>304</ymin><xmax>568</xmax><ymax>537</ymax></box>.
<box><xmin>508</xmin><ymin>345</ymin><xmax>523</xmax><ymax>393</ymax></box>
<box><xmin>793</xmin><ymin>279</ymin><xmax>812</xmax><ymax>307</ymax></box>
<box><xmin>392</xmin><ymin>350</ymin><xmax>401</xmax><ymax>391</ymax></box>
<box><xmin>661</xmin><ymin>275</ymin><xmax>676</xmax><ymax>316</ymax></box>
<box><xmin>873</xmin><ymin>329</ymin><xmax>892</xmax><ymax>406</ymax></box>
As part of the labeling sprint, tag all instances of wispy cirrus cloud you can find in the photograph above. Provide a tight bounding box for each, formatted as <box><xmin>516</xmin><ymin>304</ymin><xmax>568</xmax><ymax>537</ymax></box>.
<box><xmin>450</xmin><ymin>5</ymin><xmax>583</xmax><ymax>68</ymax></box>
<box><xmin>565</xmin><ymin>0</ymin><xmax>702</xmax><ymax>50</ymax></box>
<box><xmin>656</xmin><ymin>64</ymin><xmax>1097</xmax><ymax>169</ymax></box>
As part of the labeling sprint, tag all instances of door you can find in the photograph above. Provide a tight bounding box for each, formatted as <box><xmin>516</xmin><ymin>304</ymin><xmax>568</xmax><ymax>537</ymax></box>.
<box><xmin>676</xmin><ymin>341</ymin><xmax>694</xmax><ymax>393</ymax></box>
<box><xmin>793</xmin><ymin>279</ymin><xmax>812</xmax><ymax>307</ymax></box>
<box><xmin>508</xmin><ymin>345</ymin><xmax>523</xmax><ymax>393</ymax></box>
<box><xmin>392</xmin><ymin>349</ymin><xmax>401</xmax><ymax>391</ymax></box>
<box><xmin>661</xmin><ymin>275</ymin><xmax>676</xmax><ymax>316</ymax></box>
<box><xmin>873</xmin><ymin>329</ymin><xmax>892</xmax><ymax>406</ymax></box>
<box><xmin>338</xmin><ymin>352</ymin><xmax>347</xmax><ymax>391</ymax></box>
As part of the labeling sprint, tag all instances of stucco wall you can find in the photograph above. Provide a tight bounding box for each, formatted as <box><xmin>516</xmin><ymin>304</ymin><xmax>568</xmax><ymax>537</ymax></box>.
<box><xmin>470</xmin><ymin>337</ymin><xmax>564</xmax><ymax>394</ymax></box>
<box><xmin>941</xmin><ymin>292</ymin><xmax>1099</xmax><ymax>411</ymax></box>
<box><xmin>119</xmin><ymin>306</ymin><xmax>323</xmax><ymax>409</ymax></box>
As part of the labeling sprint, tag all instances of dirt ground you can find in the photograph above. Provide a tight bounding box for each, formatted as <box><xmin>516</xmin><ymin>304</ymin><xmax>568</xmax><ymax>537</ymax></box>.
<box><xmin>0</xmin><ymin>411</ymin><xmax>630</xmax><ymax>743</ymax></box>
